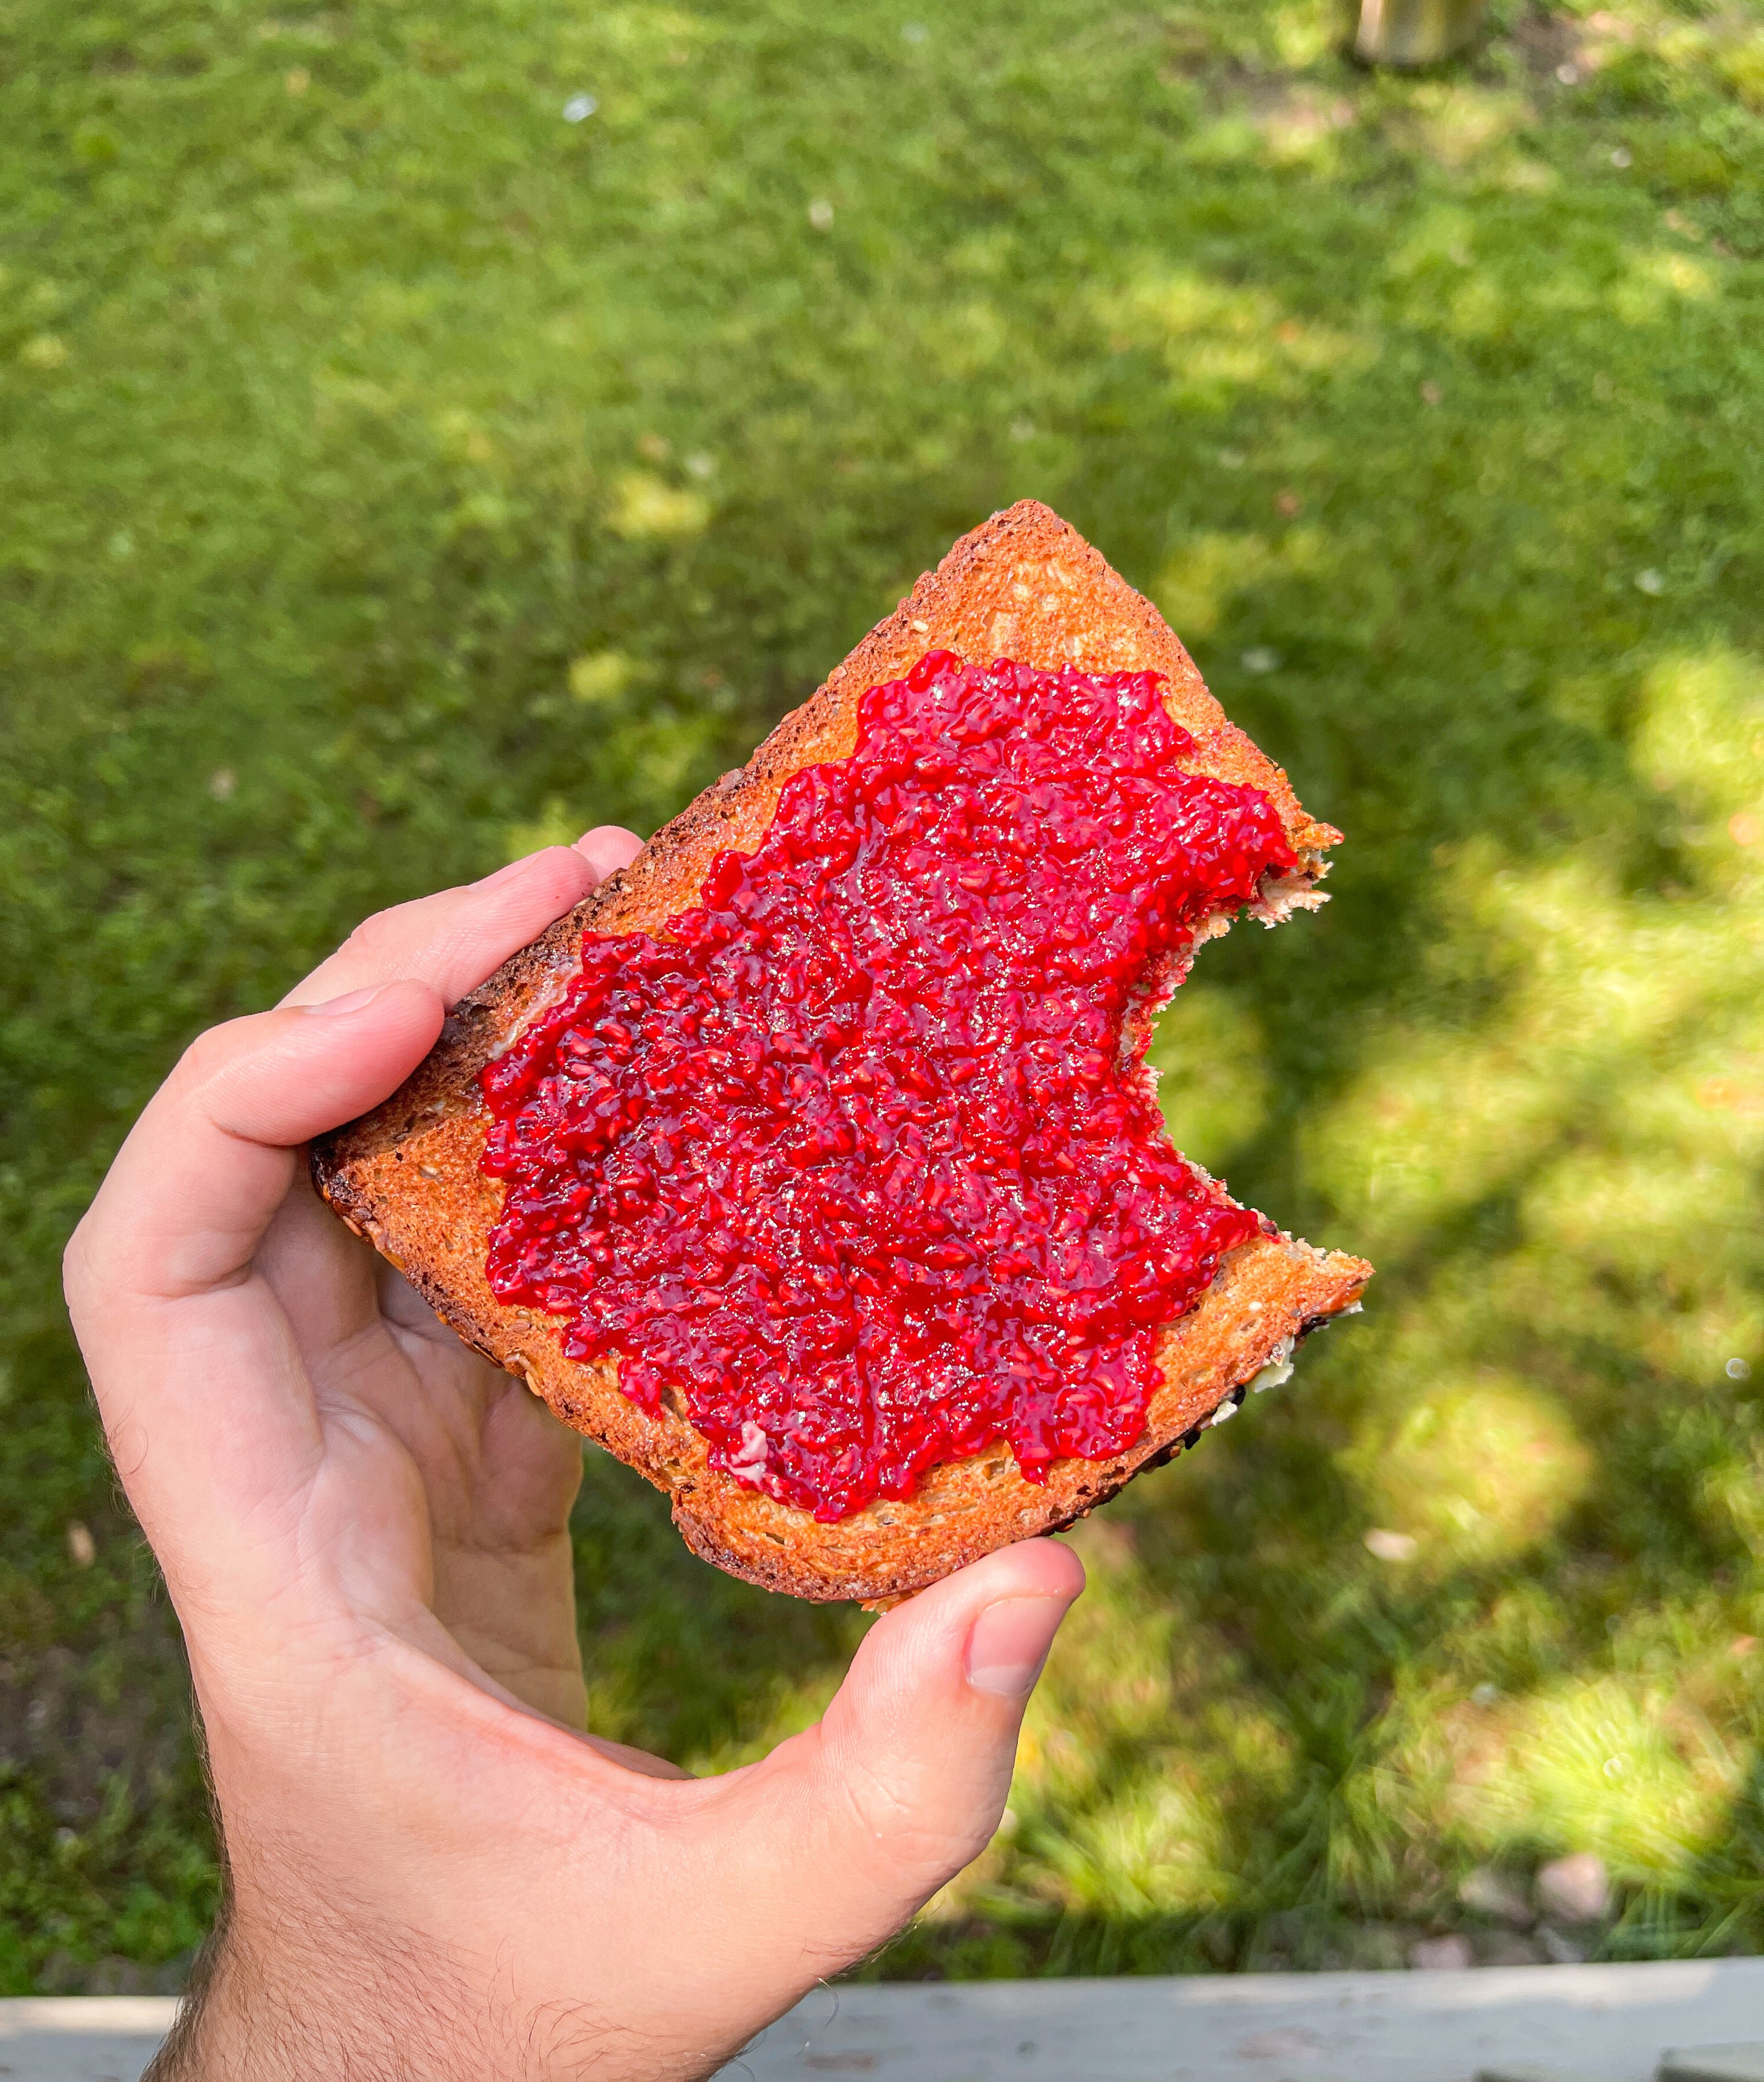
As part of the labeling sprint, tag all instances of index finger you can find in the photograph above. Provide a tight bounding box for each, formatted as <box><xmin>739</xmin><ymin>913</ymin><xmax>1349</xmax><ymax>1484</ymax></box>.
<box><xmin>280</xmin><ymin>833</ymin><xmax>638</xmax><ymax>1010</ymax></box>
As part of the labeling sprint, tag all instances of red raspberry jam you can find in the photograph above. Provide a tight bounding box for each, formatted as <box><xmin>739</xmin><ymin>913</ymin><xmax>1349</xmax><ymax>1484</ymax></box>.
<box><xmin>481</xmin><ymin>653</ymin><xmax>1297</xmax><ymax>1522</ymax></box>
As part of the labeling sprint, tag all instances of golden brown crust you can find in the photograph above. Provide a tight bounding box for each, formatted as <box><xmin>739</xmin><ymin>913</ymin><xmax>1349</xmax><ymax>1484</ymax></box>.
<box><xmin>313</xmin><ymin>501</ymin><xmax>1369</xmax><ymax>1601</ymax></box>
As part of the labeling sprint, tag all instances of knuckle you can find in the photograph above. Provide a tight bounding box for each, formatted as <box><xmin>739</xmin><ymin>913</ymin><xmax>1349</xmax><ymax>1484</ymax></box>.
<box><xmin>167</xmin><ymin>1005</ymin><xmax>283</xmax><ymax>1113</ymax></box>
<box><xmin>836</xmin><ymin>1756</ymin><xmax>988</xmax><ymax>1891</ymax></box>
<box><xmin>62</xmin><ymin>1214</ymin><xmax>100</xmax><ymax>1315</ymax></box>
<box><xmin>175</xmin><ymin>1018</ymin><xmax>240</xmax><ymax>1089</ymax></box>
<box><xmin>339</xmin><ymin>903</ymin><xmax>409</xmax><ymax>965</ymax></box>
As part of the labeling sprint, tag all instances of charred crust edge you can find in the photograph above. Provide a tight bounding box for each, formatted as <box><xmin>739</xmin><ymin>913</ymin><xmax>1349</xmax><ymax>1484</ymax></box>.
<box><xmin>662</xmin><ymin>1260</ymin><xmax>1369</xmax><ymax>1602</ymax></box>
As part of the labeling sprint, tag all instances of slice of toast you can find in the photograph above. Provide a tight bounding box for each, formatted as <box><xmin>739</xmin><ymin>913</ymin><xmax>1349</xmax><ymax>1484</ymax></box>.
<box><xmin>313</xmin><ymin>501</ymin><xmax>1370</xmax><ymax>1602</ymax></box>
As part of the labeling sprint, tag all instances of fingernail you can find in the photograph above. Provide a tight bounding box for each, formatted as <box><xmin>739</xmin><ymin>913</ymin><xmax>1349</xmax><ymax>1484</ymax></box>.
<box><xmin>964</xmin><ymin>1595</ymin><xmax>1069</xmax><ymax>1700</ymax></box>
<box><xmin>302</xmin><ymin>984</ymin><xmax>387</xmax><ymax>1017</ymax></box>
<box><xmin>573</xmin><ymin>826</ymin><xmax>645</xmax><ymax>878</ymax></box>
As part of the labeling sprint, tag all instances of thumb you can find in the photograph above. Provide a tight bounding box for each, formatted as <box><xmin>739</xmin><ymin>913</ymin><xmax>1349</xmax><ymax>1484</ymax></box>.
<box><xmin>734</xmin><ymin>1538</ymin><xmax>1084</xmax><ymax>1968</ymax></box>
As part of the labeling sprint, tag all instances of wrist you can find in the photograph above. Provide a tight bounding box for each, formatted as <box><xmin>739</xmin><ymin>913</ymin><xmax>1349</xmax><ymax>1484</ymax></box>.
<box><xmin>155</xmin><ymin>1875</ymin><xmax>678</xmax><ymax>2082</ymax></box>
<box><xmin>151</xmin><ymin>1888</ymin><xmax>478</xmax><ymax>2082</ymax></box>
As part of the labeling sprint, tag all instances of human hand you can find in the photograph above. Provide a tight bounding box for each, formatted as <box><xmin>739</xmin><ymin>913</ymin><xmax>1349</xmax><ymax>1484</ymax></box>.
<box><xmin>65</xmin><ymin>835</ymin><xmax>1085</xmax><ymax>2081</ymax></box>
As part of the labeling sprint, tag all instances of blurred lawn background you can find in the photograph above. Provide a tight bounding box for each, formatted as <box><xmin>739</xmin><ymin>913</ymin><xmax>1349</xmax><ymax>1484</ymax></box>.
<box><xmin>4</xmin><ymin>0</ymin><xmax>1764</xmax><ymax>1996</ymax></box>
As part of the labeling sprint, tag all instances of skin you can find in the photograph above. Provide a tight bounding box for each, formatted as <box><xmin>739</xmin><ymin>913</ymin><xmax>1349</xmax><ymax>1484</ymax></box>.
<box><xmin>64</xmin><ymin>830</ymin><xmax>1085</xmax><ymax>2081</ymax></box>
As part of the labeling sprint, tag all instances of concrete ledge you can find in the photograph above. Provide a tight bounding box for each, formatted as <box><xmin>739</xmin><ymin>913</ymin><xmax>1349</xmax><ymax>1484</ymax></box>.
<box><xmin>5</xmin><ymin>1960</ymin><xmax>1760</xmax><ymax>2081</ymax></box>
<box><xmin>722</xmin><ymin>1960</ymin><xmax>1764</xmax><ymax>2081</ymax></box>
<box><xmin>0</xmin><ymin>1998</ymin><xmax>180</xmax><ymax>2082</ymax></box>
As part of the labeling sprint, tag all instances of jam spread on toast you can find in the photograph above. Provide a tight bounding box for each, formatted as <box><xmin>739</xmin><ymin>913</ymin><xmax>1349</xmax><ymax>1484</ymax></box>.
<box><xmin>480</xmin><ymin>653</ymin><xmax>1296</xmax><ymax>1521</ymax></box>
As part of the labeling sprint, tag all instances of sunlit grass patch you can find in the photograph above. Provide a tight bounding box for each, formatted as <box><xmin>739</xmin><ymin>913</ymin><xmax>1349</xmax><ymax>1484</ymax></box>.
<box><xmin>1636</xmin><ymin>644</ymin><xmax>1764</xmax><ymax>816</ymax></box>
<box><xmin>1344</xmin><ymin>1372</ymin><xmax>1592</xmax><ymax>1567</ymax></box>
<box><xmin>1401</xmin><ymin>84</ymin><xmax>1531</xmax><ymax>168</ymax></box>
<box><xmin>1093</xmin><ymin>268</ymin><xmax>1378</xmax><ymax>412</ymax></box>
<box><xmin>1153</xmin><ymin>532</ymin><xmax>1274</xmax><ymax>640</ymax></box>
<box><xmin>1455</xmin><ymin>1676</ymin><xmax>1749</xmax><ymax>1882</ymax></box>
<box><xmin>609</xmin><ymin>469</ymin><xmax>712</xmax><ymax>542</ymax></box>
<box><xmin>569</xmin><ymin>649</ymin><xmax>640</xmax><ymax>705</ymax></box>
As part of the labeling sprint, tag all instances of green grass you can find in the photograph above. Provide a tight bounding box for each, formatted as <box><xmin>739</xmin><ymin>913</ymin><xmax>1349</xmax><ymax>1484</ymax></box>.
<box><xmin>4</xmin><ymin>0</ymin><xmax>1764</xmax><ymax>1993</ymax></box>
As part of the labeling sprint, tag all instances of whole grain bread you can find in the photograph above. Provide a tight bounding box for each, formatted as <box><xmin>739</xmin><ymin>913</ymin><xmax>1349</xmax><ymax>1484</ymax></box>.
<box><xmin>312</xmin><ymin>501</ymin><xmax>1371</xmax><ymax>1602</ymax></box>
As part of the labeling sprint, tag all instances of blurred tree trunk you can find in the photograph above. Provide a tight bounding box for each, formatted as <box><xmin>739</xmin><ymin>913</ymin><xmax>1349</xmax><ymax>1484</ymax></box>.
<box><xmin>1353</xmin><ymin>0</ymin><xmax>1486</xmax><ymax>66</ymax></box>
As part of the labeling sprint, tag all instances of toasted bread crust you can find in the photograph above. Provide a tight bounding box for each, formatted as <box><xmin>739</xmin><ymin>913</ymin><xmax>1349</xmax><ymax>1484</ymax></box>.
<box><xmin>313</xmin><ymin>502</ymin><xmax>1370</xmax><ymax>1601</ymax></box>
